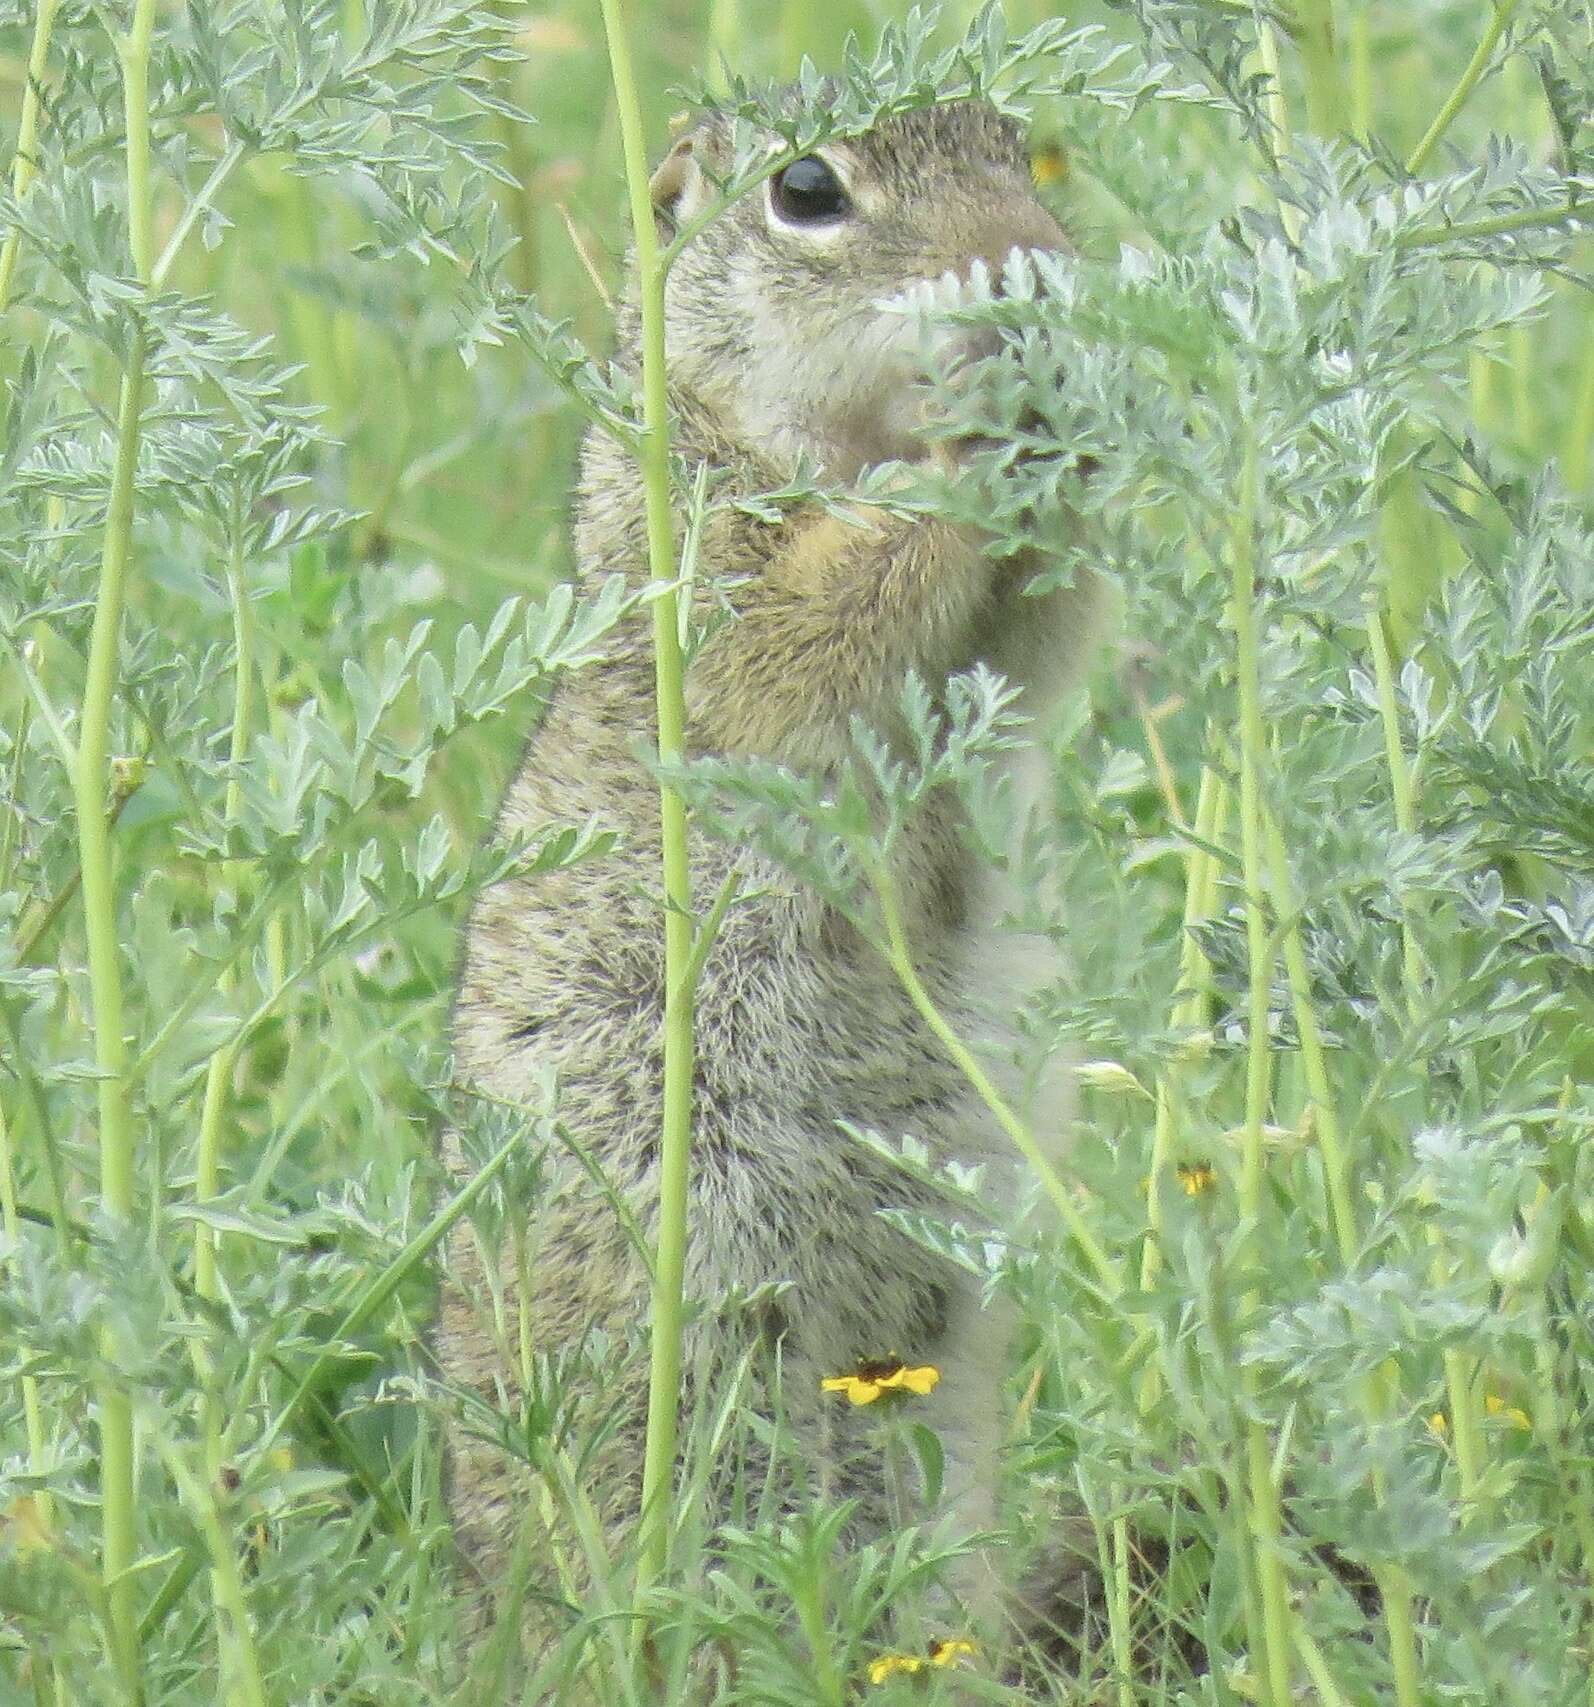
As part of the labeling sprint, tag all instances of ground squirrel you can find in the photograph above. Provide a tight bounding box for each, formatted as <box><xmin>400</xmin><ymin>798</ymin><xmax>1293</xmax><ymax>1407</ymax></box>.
<box><xmin>440</xmin><ymin>96</ymin><xmax>1098</xmax><ymax>1666</ymax></box>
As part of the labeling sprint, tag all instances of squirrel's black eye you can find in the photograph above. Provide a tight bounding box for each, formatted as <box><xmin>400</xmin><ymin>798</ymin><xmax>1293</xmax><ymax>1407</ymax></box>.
<box><xmin>770</xmin><ymin>156</ymin><xmax>850</xmax><ymax>226</ymax></box>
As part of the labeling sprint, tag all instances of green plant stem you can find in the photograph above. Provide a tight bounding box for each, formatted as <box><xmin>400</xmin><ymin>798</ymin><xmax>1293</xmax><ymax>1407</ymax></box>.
<box><xmin>1395</xmin><ymin>198</ymin><xmax>1590</xmax><ymax>249</ymax></box>
<box><xmin>596</xmin><ymin>0</ymin><xmax>696</xmax><ymax>1608</ymax></box>
<box><xmin>1565</xmin><ymin>302</ymin><xmax>1594</xmax><ymax>493</ymax></box>
<box><xmin>1294</xmin><ymin>0</ymin><xmax>1341</xmax><ymax>136</ymax></box>
<box><xmin>150</xmin><ymin>139</ymin><xmax>248</xmax><ymax>290</ymax></box>
<box><xmin>188</xmin><ymin>529</ymin><xmax>253</xmax><ymax>1661</ymax></box>
<box><xmin>1260</xmin><ymin>810</ymin><xmax>1356</xmax><ymax>1264</ymax></box>
<box><xmin>77</xmin><ymin>8</ymin><xmax>158</xmax><ymax>1690</ymax></box>
<box><xmin>705</xmin><ymin>0</ymin><xmax>740</xmax><ymax>95</ymax></box>
<box><xmin>1348</xmin><ymin>3</ymin><xmax>1373</xmax><ymax>138</ymax></box>
<box><xmin>1365</xmin><ymin>605</ymin><xmax>1484</xmax><ymax>1503</ymax></box>
<box><xmin>257</xmin><ymin>1126</ymin><xmax>524</xmax><ymax>1459</ymax></box>
<box><xmin>1110</xmin><ymin>1511</ymin><xmax>1135</xmax><ymax>1707</ymax></box>
<box><xmin>1142</xmin><ymin>764</ymin><xmax>1224</xmax><ymax>1298</ymax></box>
<box><xmin>1256</xmin><ymin>18</ymin><xmax>1292</xmax><ymax>175</ymax></box>
<box><xmin>194</xmin><ymin>532</ymin><xmax>254</xmax><ymax>1346</ymax></box>
<box><xmin>1295</xmin><ymin>1622</ymin><xmax>1354</xmax><ymax>1707</ymax></box>
<box><xmin>119</xmin><ymin>4</ymin><xmax>157</xmax><ymax>284</ymax></box>
<box><xmin>1259</xmin><ymin>803</ymin><xmax>1424</xmax><ymax>1706</ymax></box>
<box><xmin>147</xmin><ymin>1425</ymin><xmax>266</xmax><ymax>1707</ymax></box>
<box><xmin>1406</xmin><ymin>0</ymin><xmax>1522</xmax><ymax>176</ymax></box>
<box><xmin>1228</xmin><ymin>436</ymin><xmax>1295</xmax><ymax>1707</ymax></box>
<box><xmin>0</xmin><ymin>1100</ymin><xmax>54</xmax><ymax>1538</ymax></box>
<box><xmin>872</xmin><ymin>859</ymin><xmax>1122</xmax><ymax>1300</ymax></box>
<box><xmin>0</xmin><ymin>0</ymin><xmax>62</xmax><ymax>313</ymax></box>
<box><xmin>81</xmin><ymin>346</ymin><xmax>150</xmax><ymax>1702</ymax></box>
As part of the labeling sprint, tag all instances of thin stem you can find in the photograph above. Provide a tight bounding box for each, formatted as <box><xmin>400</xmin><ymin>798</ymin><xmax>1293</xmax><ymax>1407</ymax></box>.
<box><xmin>193</xmin><ymin>533</ymin><xmax>254</xmax><ymax>1325</ymax></box>
<box><xmin>0</xmin><ymin>1099</ymin><xmax>55</xmax><ymax>1542</ymax></box>
<box><xmin>1260</xmin><ymin>809</ymin><xmax>1356</xmax><ymax>1265</ymax></box>
<box><xmin>872</xmin><ymin>859</ymin><xmax>1122</xmax><ymax>1300</ymax></box>
<box><xmin>1228</xmin><ymin>435</ymin><xmax>1295</xmax><ymax>1706</ymax></box>
<box><xmin>189</xmin><ymin>527</ymin><xmax>254</xmax><ymax>1663</ymax></box>
<box><xmin>1406</xmin><ymin>0</ymin><xmax>1523</xmax><ymax>177</ymax></box>
<box><xmin>150</xmin><ymin>140</ymin><xmax>249</xmax><ymax>291</ymax></box>
<box><xmin>1256</xmin><ymin>19</ymin><xmax>1292</xmax><ymax>174</ymax></box>
<box><xmin>0</xmin><ymin>0</ymin><xmax>63</xmax><ymax>313</ymax></box>
<box><xmin>1259</xmin><ymin>803</ymin><xmax>1424</xmax><ymax>1705</ymax></box>
<box><xmin>1142</xmin><ymin>765</ymin><xmax>1224</xmax><ymax>1294</ymax></box>
<box><xmin>1395</xmin><ymin>199</ymin><xmax>1588</xmax><ymax>251</ymax></box>
<box><xmin>146</xmin><ymin>1425</ymin><xmax>267</xmax><ymax>1707</ymax></box>
<box><xmin>595</xmin><ymin>0</ymin><xmax>696</xmax><ymax>1606</ymax></box>
<box><xmin>1365</xmin><ymin>605</ymin><xmax>1484</xmax><ymax>1502</ymax></box>
<box><xmin>1109</xmin><ymin>1511</ymin><xmax>1135</xmax><ymax>1707</ymax></box>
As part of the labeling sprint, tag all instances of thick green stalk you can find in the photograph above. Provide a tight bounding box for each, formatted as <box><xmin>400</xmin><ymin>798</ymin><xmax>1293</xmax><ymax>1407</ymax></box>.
<box><xmin>595</xmin><ymin>0</ymin><xmax>696</xmax><ymax>1601</ymax></box>
<box><xmin>1348</xmin><ymin>4</ymin><xmax>1373</xmax><ymax>139</ymax></box>
<box><xmin>705</xmin><ymin>0</ymin><xmax>740</xmax><ymax>95</ymax></box>
<box><xmin>78</xmin><ymin>5</ymin><xmax>158</xmax><ymax>1691</ymax></box>
<box><xmin>1294</xmin><ymin>0</ymin><xmax>1341</xmax><ymax>136</ymax></box>
<box><xmin>1228</xmin><ymin>439</ymin><xmax>1295</xmax><ymax>1706</ymax></box>
<box><xmin>1365</xmin><ymin>606</ymin><xmax>1484</xmax><ymax>1501</ymax></box>
<box><xmin>872</xmin><ymin>860</ymin><xmax>1122</xmax><ymax>1299</ymax></box>
<box><xmin>1406</xmin><ymin>0</ymin><xmax>1523</xmax><ymax>176</ymax></box>
<box><xmin>81</xmin><ymin>350</ymin><xmax>149</xmax><ymax>1698</ymax></box>
<box><xmin>0</xmin><ymin>0</ymin><xmax>62</xmax><ymax>313</ymax></box>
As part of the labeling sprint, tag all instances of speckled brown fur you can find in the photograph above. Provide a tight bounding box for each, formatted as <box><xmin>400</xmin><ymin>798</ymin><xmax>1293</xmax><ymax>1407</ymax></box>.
<box><xmin>438</xmin><ymin>97</ymin><xmax>1100</xmax><ymax>1675</ymax></box>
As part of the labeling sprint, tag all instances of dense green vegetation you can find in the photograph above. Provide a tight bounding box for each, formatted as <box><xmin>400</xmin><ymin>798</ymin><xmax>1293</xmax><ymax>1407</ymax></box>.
<box><xmin>1</xmin><ymin>1</ymin><xmax>1590</xmax><ymax>1703</ymax></box>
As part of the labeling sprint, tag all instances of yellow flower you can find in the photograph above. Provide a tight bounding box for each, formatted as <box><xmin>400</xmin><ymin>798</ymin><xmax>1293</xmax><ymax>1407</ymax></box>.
<box><xmin>1427</xmin><ymin>1411</ymin><xmax>1449</xmax><ymax>1439</ymax></box>
<box><xmin>1031</xmin><ymin>146</ymin><xmax>1068</xmax><ymax>187</ymax></box>
<box><xmin>821</xmin><ymin>1359</ymin><xmax>940</xmax><ymax>1407</ymax></box>
<box><xmin>1485</xmin><ymin>1393</ymin><xmax>1531</xmax><ymax>1431</ymax></box>
<box><xmin>866</xmin><ymin>1638</ymin><xmax>978</xmax><ymax>1686</ymax></box>
<box><xmin>1177</xmin><ymin>1161</ymin><xmax>1216</xmax><ymax>1197</ymax></box>
<box><xmin>928</xmin><ymin>1638</ymin><xmax>978</xmax><ymax>1668</ymax></box>
<box><xmin>868</xmin><ymin>1652</ymin><xmax>925</xmax><ymax>1684</ymax></box>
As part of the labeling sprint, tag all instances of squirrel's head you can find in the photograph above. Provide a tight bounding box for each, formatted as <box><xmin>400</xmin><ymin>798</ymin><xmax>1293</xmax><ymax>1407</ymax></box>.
<box><xmin>647</xmin><ymin>99</ymin><xmax>1065</xmax><ymax>480</ymax></box>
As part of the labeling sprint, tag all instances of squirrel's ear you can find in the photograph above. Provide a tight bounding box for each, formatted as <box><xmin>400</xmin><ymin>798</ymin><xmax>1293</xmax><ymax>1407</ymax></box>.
<box><xmin>649</xmin><ymin>137</ymin><xmax>705</xmax><ymax>240</ymax></box>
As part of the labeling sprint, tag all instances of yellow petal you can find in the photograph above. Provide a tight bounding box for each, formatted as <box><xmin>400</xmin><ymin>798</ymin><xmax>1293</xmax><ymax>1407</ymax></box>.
<box><xmin>1485</xmin><ymin>1394</ymin><xmax>1531</xmax><ymax>1430</ymax></box>
<box><xmin>929</xmin><ymin>1638</ymin><xmax>979</xmax><ymax>1666</ymax></box>
<box><xmin>821</xmin><ymin>1375</ymin><xmax>882</xmax><ymax>1404</ymax></box>
<box><xmin>897</xmin><ymin>1364</ymin><xmax>940</xmax><ymax>1395</ymax></box>
<box><xmin>868</xmin><ymin>1654</ymin><xmax>923</xmax><ymax>1684</ymax></box>
<box><xmin>1177</xmin><ymin>1163</ymin><xmax>1216</xmax><ymax>1197</ymax></box>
